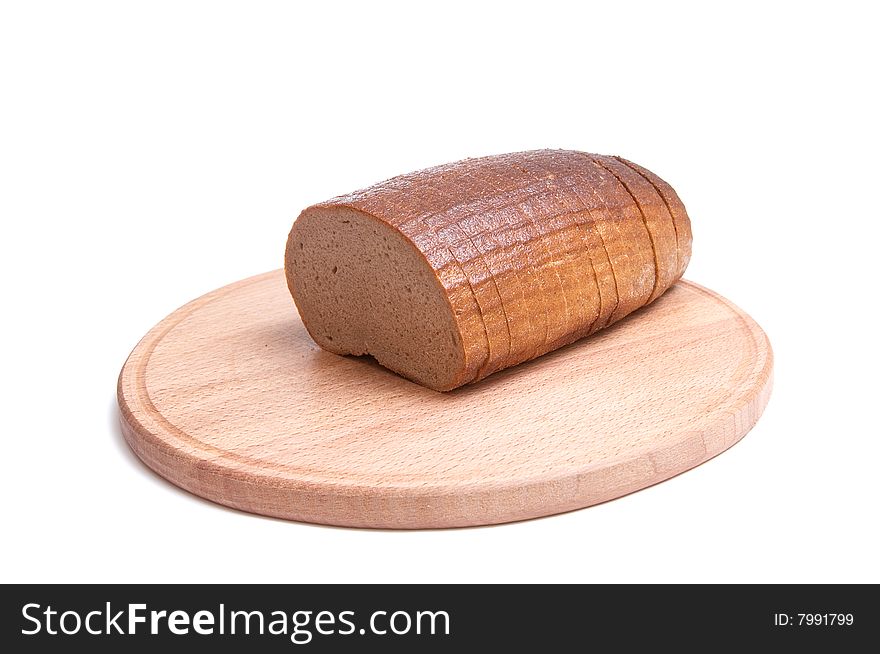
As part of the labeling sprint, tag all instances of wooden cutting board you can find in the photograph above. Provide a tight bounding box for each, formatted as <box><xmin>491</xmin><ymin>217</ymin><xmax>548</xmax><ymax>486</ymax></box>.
<box><xmin>118</xmin><ymin>270</ymin><xmax>772</xmax><ymax>529</ymax></box>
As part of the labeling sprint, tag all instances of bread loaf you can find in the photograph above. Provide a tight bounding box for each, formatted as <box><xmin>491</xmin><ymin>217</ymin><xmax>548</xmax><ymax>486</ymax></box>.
<box><xmin>285</xmin><ymin>150</ymin><xmax>691</xmax><ymax>391</ymax></box>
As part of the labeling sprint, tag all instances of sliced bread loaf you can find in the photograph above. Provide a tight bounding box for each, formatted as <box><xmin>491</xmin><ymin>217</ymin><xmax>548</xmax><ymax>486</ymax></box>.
<box><xmin>285</xmin><ymin>150</ymin><xmax>692</xmax><ymax>391</ymax></box>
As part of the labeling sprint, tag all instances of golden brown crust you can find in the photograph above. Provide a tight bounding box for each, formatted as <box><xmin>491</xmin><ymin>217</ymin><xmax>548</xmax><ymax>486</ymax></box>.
<box><xmin>580</xmin><ymin>154</ymin><xmax>656</xmax><ymax>323</ymax></box>
<box><xmin>554</xmin><ymin>168</ymin><xmax>620</xmax><ymax>335</ymax></box>
<box><xmin>515</xmin><ymin>151</ymin><xmax>603</xmax><ymax>350</ymax></box>
<box><xmin>614</xmin><ymin>157</ymin><xmax>693</xmax><ymax>279</ymax></box>
<box><xmin>575</xmin><ymin>153</ymin><xmax>654</xmax><ymax>328</ymax></box>
<box><xmin>594</xmin><ymin>155</ymin><xmax>678</xmax><ymax>302</ymax></box>
<box><xmin>412</xmin><ymin>159</ymin><xmax>545</xmax><ymax>376</ymax></box>
<box><xmin>511</xmin><ymin>153</ymin><xmax>580</xmax><ymax>352</ymax></box>
<box><xmin>417</xmin><ymin>155</ymin><xmax>600</xmax><ymax>374</ymax></box>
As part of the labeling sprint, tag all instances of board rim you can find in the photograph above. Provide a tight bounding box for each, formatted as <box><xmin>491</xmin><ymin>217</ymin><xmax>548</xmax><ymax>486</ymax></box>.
<box><xmin>118</xmin><ymin>271</ymin><xmax>773</xmax><ymax>527</ymax></box>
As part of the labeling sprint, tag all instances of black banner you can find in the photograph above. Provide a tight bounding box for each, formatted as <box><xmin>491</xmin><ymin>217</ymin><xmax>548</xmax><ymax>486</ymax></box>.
<box><xmin>2</xmin><ymin>584</ymin><xmax>875</xmax><ymax>651</ymax></box>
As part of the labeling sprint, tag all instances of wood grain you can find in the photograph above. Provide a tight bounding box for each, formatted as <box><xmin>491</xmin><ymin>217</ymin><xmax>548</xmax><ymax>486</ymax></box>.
<box><xmin>118</xmin><ymin>270</ymin><xmax>773</xmax><ymax>529</ymax></box>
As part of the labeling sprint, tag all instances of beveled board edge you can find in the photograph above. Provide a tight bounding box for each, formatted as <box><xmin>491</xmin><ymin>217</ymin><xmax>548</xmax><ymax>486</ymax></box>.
<box><xmin>117</xmin><ymin>272</ymin><xmax>773</xmax><ymax>529</ymax></box>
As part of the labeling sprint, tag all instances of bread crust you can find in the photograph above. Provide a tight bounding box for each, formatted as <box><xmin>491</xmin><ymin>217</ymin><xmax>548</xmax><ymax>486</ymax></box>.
<box><xmin>511</xmin><ymin>153</ymin><xmax>580</xmax><ymax>353</ymax></box>
<box><xmin>580</xmin><ymin>154</ymin><xmax>656</xmax><ymax>323</ymax></box>
<box><xmin>555</xmin><ymin>165</ymin><xmax>620</xmax><ymax>334</ymax></box>
<box><xmin>594</xmin><ymin>155</ymin><xmax>678</xmax><ymax>302</ymax></box>
<box><xmin>410</xmin><ymin>158</ymin><xmax>547</xmax><ymax>376</ymax></box>
<box><xmin>614</xmin><ymin>156</ymin><xmax>693</xmax><ymax>279</ymax></box>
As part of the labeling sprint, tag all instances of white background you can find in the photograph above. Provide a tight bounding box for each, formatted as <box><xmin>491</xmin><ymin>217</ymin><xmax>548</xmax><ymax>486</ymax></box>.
<box><xmin>2</xmin><ymin>1</ymin><xmax>877</xmax><ymax>583</ymax></box>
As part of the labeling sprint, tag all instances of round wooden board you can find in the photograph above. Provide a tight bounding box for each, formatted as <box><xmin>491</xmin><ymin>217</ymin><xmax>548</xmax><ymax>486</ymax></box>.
<box><xmin>118</xmin><ymin>270</ymin><xmax>773</xmax><ymax>529</ymax></box>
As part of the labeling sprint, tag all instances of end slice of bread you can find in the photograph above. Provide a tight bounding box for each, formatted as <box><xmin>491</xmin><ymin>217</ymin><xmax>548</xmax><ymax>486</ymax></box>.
<box><xmin>286</xmin><ymin>206</ymin><xmax>466</xmax><ymax>391</ymax></box>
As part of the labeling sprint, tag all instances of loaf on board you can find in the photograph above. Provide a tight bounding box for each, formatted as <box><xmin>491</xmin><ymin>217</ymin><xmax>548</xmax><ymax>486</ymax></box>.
<box><xmin>285</xmin><ymin>150</ymin><xmax>692</xmax><ymax>391</ymax></box>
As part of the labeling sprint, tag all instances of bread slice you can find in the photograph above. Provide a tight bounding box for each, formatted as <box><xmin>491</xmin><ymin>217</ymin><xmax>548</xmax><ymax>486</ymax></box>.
<box><xmin>286</xmin><ymin>150</ymin><xmax>691</xmax><ymax>391</ymax></box>
<box><xmin>398</xmin><ymin>165</ymin><xmax>511</xmax><ymax>376</ymax></box>
<box><xmin>512</xmin><ymin>151</ymin><xmax>603</xmax><ymax>350</ymax></box>
<box><xmin>426</xmin><ymin>216</ymin><xmax>510</xmax><ymax>379</ymax></box>
<box><xmin>593</xmin><ymin>155</ymin><xmax>678</xmax><ymax>302</ymax></box>
<box><xmin>571</xmin><ymin>155</ymin><xmax>655</xmax><ymax>326</ymax></box>
<box><xmin>548</xmin><ymin>168</ymin><xmax>620</xmax><ymax>335</ymax></box>
<box><xmin>614</xmin><ymin>156</ymin><xmax>693</xmax><ymax>279</ymax></box>
<box><xmin>528</xmin><ymin>187</ymin><xmax>603</xmax><ymax>351</ymax></box>
<box><xmin>342</xmin><ymin>177</ymin><xmax>493</xmax><ymax>385</ymax></box>
<box><xmin>287</xmin><ymin>206</ymin><xmax>473</xmax><ymax>391</ymax></box>
<box><xmin>441</xmin><ymin>201</ymin><xmax>545</xmax><ymax>373</ymax></box>
<box><xmin>418</xmin><ymin>158</ymin><xmax>549</xmax><ymax>374</ymax></box>
<box><xmin>512</xmin><ymin>153</ymin><xmax>583</xmax><ymax>352</ymax></box>
<box><xmin>385</xmin><ymin>178</ymin><xmax>498</xmax><ymax>377</ymax></box>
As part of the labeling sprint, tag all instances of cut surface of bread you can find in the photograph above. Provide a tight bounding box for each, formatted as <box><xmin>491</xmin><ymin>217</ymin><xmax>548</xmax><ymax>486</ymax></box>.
<box><xmin>328</xmin><ymin>172</ymin><xmax>492</xmax><ymax>386</ymax></box>
<box><xmin>286</xmin><ymin>206</ymin><xmax>467</xmax><ymax>391</ymax></box>
<box><xmin>285</xmin><ymin>150</ymin><xmax>692</xmax><ymax>391</ymax></box>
